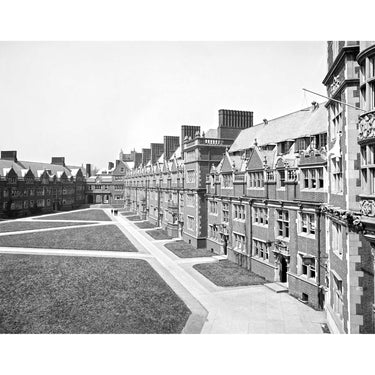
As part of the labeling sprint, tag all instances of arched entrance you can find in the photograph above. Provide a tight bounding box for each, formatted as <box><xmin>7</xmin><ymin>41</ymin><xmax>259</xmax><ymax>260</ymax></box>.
<box><xmin>280</xmin><ymin>256</ymin><xmax>288</xmax><ymax>283</ymax></box>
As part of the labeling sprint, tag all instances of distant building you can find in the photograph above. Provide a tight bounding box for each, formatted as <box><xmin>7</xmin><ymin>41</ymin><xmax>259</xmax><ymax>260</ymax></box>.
<box><xmin>0</xmin><ymin>151</ymin><xmax>86</xmax><ymax>218</ymax></box>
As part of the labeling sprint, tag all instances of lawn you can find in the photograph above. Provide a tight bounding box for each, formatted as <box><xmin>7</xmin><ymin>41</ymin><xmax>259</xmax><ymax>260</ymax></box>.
<box><xmin>146</xmin><ymin>229</ymin><xmax>172</xmax><ymax>240</ymax></box>
<box><xmin>126</xmin><ymin>215</ymin><xmax>142</xmax><ymax>221</ymax></box>
<box><xmin>164</xmin><ymin>240</ymin><xmax>213</xmax><ymax>258</ymax></box>
<box><xmin>0</xmin><ymin>254</ymin><xmax>191</xmax><ymax>333</ymax></box>
<box><xmin>193</xmin><ymin>260</ymin><xmax>266</xmax><ymax>287</ymax></box>
<box><xmin>0</xmin><ymin>221</ymin><xmax>92</xmax><ymax>233</ymax></box>
<box><xmin>134</xmin><ymin>221</ymin><xmax>156</xmax><ymax>229</ymax></box>
<box><xmin>34</xmin><ymin>209</ymin><xmax>111</xmax><ymax>222</ymax></box>
<box><xmin>0</xmin><ymin>225</ymin><xmax>138</xmax><ymax>252</ymax></box>
<box><xmin>121</xmin><ymin>212</ymin><xmax>136</xmax><ymax>216</ymax></box>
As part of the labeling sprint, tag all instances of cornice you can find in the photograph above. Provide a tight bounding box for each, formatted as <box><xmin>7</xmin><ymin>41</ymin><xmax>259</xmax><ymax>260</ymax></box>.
<box><xmin>322</xmin><ymin>45</ymin><xmax>360</xmax><ymax>85</ymax></box>
<box><xmin>357</xmin><ymin>44</ymin><xmax>375</xmax><ymax>64</ymax></box>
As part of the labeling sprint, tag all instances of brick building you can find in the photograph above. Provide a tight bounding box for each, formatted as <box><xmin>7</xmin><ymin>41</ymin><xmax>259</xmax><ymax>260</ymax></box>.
<box><xmin>206</xmin><ymin>104</ymin><xmax>328</xmax><ymax>310</ymax></box>
<box><xmin>0</xmin><ymin>151</ymin><xmax>86</xmax><ymax>218</ymax></box>
<box><xmin>103</xmin><ymin>41</ymin><xmax>375</xmax><ymax>333</ymax></box>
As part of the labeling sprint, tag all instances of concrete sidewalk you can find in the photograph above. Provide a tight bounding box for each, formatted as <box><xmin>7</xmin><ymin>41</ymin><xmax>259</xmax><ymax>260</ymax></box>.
<box><xmin>113</xmin><ymin>211</ymin><xmax>327</xmax><ymax>334</ymax></box>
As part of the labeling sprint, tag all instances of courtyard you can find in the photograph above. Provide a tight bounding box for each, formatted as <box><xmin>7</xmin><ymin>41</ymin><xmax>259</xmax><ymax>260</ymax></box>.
<box><xmin>0</xmin><ymin>208</ymin><xmax>327</xmax><ymax>334</ymax></box>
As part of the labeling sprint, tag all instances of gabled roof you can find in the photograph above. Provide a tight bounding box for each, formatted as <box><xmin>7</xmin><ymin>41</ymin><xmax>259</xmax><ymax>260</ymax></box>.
<box><xmin>18</xmin><ymin>160</ymin><xmax>73</xmax><ymax>177</ymax></box>
<box><xmin>229</xmin><ymin>103</ymin><xmax>327</xmax><ymax>153</ymax></box>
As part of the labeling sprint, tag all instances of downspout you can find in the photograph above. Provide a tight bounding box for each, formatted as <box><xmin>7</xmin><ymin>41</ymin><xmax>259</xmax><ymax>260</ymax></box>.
<box><xmin>249</xmin><ymin>198</ymin><xmax>253</xmax><ymax>272</ymax></box>
<box><xmin>317</xmin><ymin>207</ymin><xmax>322</xmax><ymax>309</ymax></box>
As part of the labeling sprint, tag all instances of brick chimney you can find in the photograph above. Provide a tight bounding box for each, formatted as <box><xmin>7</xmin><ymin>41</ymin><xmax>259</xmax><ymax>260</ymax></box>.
<box><xmin>85</xmin><ymin>163</ymin><xmax>92</xmax><ymax>177</ymax></box>
<box><xmin>1</xmin><ymin>150</ymin><xmax>18</xmax><ymax>162</ymax></box>
<box><xmin>51</xmin><ymin>157</ymin><xmax>65</xmax><ymax>167</ymax></box>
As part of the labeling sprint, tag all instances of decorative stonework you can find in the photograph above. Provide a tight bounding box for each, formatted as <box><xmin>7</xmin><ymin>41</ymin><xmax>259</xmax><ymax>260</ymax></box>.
<box><xmin>358</xmin><ymin>111</ymin><xmax>375</xmax><ymax>143</ymax></box>
<box><xmin>321</xmin><ymin>204</ymin><xmax>364</xmax><ymax>232</ymax></box>
<box><xmin>360</xmin><ymin>199</ymin><xmax>375</xmax><ymax>217</ymax></box>
<box><xmin>273</xmin><ymin>239</ymin><xmax>290</xmax><ymax>257</ymax></box>
<box><xmin>329</xmin><ymin>75</ymin><xmax>341</xmax><ymax>96</ymax></box>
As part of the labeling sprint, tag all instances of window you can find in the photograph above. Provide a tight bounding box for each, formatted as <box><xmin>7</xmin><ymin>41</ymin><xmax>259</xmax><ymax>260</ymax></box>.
<box><xmin>277</xmin><ymin>141</ymin><xmax>292</xmax><ymax>155</ymax></box>
<box><xmin>248</xmin><ymin>171</ymin><xmax>264</xmax><ymax>188</ymax></box>
<box><xmin>233</xmin><ymin>233</ymin><xmax>246</xmax><ymax>253</ymax></box>
<box><xmin>276</xmin><ymin>210</ymin><xmax>289</xmax><ymax>238</ymax></box>
<box><xmin>301</xmin><ymin>168</ymin><xmax>324</xmax><ymax>189</ymax></box>
<box><xmin>222</xmin><ymin>174</ymin><xmax>233</xmax><ymax>188</ymax></box>
<box><xmin>253</xmin><ymin>239</ymin><xmax>269</xmax><ymax>261</ymax></box>
<box><xmin>233</xmin><ymin>204</ymin><xmax>245</xmax><ymax>220</ymax></box>
<box><xmin>312</xmin><ymin>133</ymin><xmax>328</xmax><ymax>150</ymax></box>
<box><xmin>209</xmin><ymin>200</ymin><xmax>218</xmax><ymax>214</ymax></box>
<box><xmin>278</xmin><ymin>170</ymin><xmax>286</xmax><ymax>188</ymax></box>
<box><xmin>332</xmin><ymin>221</ymin><xmax>343</xmax><ymax>257</ymax></box>
<box><xmin>295</xmin><ymin>137</ymin><xmax>310</xmax><ymax>152</ymax></box>
<box><xmin>253</xmin><ymin>207</ymin><xmax>268</xmax><ymax>226</ymax></box>
<box><xmin>332</xmin><ymin>158</ymin><xmax>343</xmax><ymax>193</ymax></box>
<box><xmin>222</xmin><ymin>203</ymin><xmax>229</xmax><ymax>223</ymax></box>
<box><xmin>299</xmin><ymin>212</ymin><xmax>316</xmax><ymax>236</ymax></box>
<box><xmin>209</xmin><ymin>224</ymin><xmax>219</xmax><ymax>240</ymax></box>
<box><xmin>187</xmin><ymin>216</ymin><xmax>195</xmax><ymax>231</ymax></box>
<box><xmin>370</xmin><ymin>82</ymin><xmax>375</xmax><ymax>110</ymax></box>
<box><xmin>299</xmin><ymin>254</ymin><xmax>316</xmax><ymax>280</ymax></box>
<box><xmin>266</xmin><ymin>170</ymin><xmax>275</xmax><ymax>182</ymax></box>
<box><xmin>332</xmin><ymin>272</ymin><xmax>343</xmax><ymax>320</ymax></box>
<box><xmin>114</xmin><ymin>185</ymin><xmax>124</xmax><ymax>190</ymax></box>
<box><xmin>330</xmin><ymin>101</ymin><xmax>342</xmax><ymax>140</ymax></box>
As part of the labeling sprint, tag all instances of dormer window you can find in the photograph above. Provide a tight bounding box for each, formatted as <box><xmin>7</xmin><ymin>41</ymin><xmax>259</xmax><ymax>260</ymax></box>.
<box><xmin>277</xmin><ymin>141</ymin><xmax>293</xmax><ymax>155</ymax></box>
<box><xmin>295</xmin><ymin>137</ymin><xmax>310</xmax><ymax>152</ymax></box>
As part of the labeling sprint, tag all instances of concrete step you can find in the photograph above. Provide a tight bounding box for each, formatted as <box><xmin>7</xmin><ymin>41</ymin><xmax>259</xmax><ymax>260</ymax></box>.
<box><xmin>264</xmin><ymin>282</ymin><xmax>289</xmax><ymax>293</ymax></box>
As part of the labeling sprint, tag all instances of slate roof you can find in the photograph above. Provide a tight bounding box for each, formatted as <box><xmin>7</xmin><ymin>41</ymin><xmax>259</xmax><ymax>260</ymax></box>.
<box><xmin>229</xmin><ymin>103</ymin><xmax>327</xmax><ymax>153</ymax></box>
<box><xmin>0</xmin><ymin>158</ymin><xmax>79</xmax><ymax>178</ymax></box>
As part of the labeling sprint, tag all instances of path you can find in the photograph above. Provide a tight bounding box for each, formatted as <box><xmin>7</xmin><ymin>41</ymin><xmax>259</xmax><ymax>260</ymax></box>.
<box><xmin>112</xmin><ymin>210</ymin><xmax>327</xmax><ymax>333</ymax></box>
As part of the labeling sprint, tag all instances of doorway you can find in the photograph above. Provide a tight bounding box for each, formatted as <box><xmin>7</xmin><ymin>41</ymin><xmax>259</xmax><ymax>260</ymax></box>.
<box><xmin>280</xmin><ymin>256</ymin><xmax>288</xmax><ymax>283</ymax></box>
<box><xmin>223</xmin><ymin>236</ymin><xmax>228</xmax><ymax>256</ymax></box>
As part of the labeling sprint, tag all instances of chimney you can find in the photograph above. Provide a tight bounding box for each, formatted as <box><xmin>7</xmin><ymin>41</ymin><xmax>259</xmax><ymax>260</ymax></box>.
<box><xmin>115</xmin><ymin>159</ymin><xmax>120</xmax><ymax>167</ymax></box>
<box><xmin>108</xmin><ymin>161</ymin><xmax>114</xmax><ymax>170</ymax></box>
<box><xmin>1</xmin><ymin>150</ymin><xmax>18</xmax><ymax>162</ymax></box>
<box><xmin>86</xmin><ymin>163</ymin><xmax>92</xmax><ymax>178</ymax></box>
<box><xmin>163</xmin><ymin>135</ymin><xmax>180</xmax><ymax>161</ymax></box>
<box><xmin>51</xmin><ymin>157</ymin><xmax>65</xmax><ymax>167</ymax></box>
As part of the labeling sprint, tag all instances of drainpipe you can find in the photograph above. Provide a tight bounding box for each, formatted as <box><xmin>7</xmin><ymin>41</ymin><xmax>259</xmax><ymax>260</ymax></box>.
<box><xmin>249</xmin><ymin>198</ymin><xmax>253</xmax><ymax>272</ymax></box>
<box><xmin>157</xmin><ymin>186</ymin><xmax>160</xmax><ymax>227</ymax></box>
<box><xmin>316</xmin><ymin>206</ymin><xmax>322</xmax><ymax>309</ymax></box>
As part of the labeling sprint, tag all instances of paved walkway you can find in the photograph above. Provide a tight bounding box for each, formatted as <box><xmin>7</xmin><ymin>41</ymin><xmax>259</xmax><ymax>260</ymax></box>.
<box><xmin>113</xmin><ymin>211</ymin><xmax>327</xmax><ymax>334</ymax></box>
<box><xmin>0</xmin><ymin>208</ymin><xmax>327</xmax><ymax>333</ymax></box>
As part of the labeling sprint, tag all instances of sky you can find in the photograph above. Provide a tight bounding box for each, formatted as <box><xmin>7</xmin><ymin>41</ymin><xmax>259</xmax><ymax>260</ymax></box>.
<box><xmin>0</xmin><ymin>41</ymin><xmax>327</xmax><ymax>169</ymax></box>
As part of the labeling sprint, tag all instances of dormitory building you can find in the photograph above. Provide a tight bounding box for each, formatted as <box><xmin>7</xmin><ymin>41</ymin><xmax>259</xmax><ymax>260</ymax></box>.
<box><xmin>2</xmin><ymin>41</ymin><xmax>375</xmax><ymax>334</ymax></box>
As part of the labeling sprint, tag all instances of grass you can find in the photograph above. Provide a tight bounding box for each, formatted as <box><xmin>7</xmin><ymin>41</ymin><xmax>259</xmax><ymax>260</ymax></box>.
<box><xmin>121</xmin><ymin>212</ymin><xmax>136</xmax><ymax>216</ymax></box>
<box><xmin>193</xmin><ymin>260</ymin><xmax>266</xmax><ymax>287</ymax></box>
<box><xmin>146</xmin><ymin>229</ymin><xmax>172</xmax><ymax>240</ymax></box>
<box><xmin>0</xmin><ymin>225</ymin><xmax>138</xmax><ymax>252</ymax></box>
<box><xmin>0</xmin><ymin>221</ymin><xmax>92</xmax><ymax>233</ymax></box>
<box><xmin>34</xmin><ymin>209</ymin><xmax>111</xmax><ymax>222</ymax></box>
<box><xmin>0</xmin><ymin>255</ymin><xmax>191</xmax><ymax>333</ymax></box>
<box><xmin>134</xmin><ymin>221</ymin><xmax>156</xmax><ymax>229</ymax></box>
<box><xmin>164</xmin><ymin>240</ymin><xmax>213</xmax><ymax>258</ymax></box>
<box><xmin>126</xmin><ymin>215</ymin><xmax>142</xmax><ymax>221</ymax></box>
